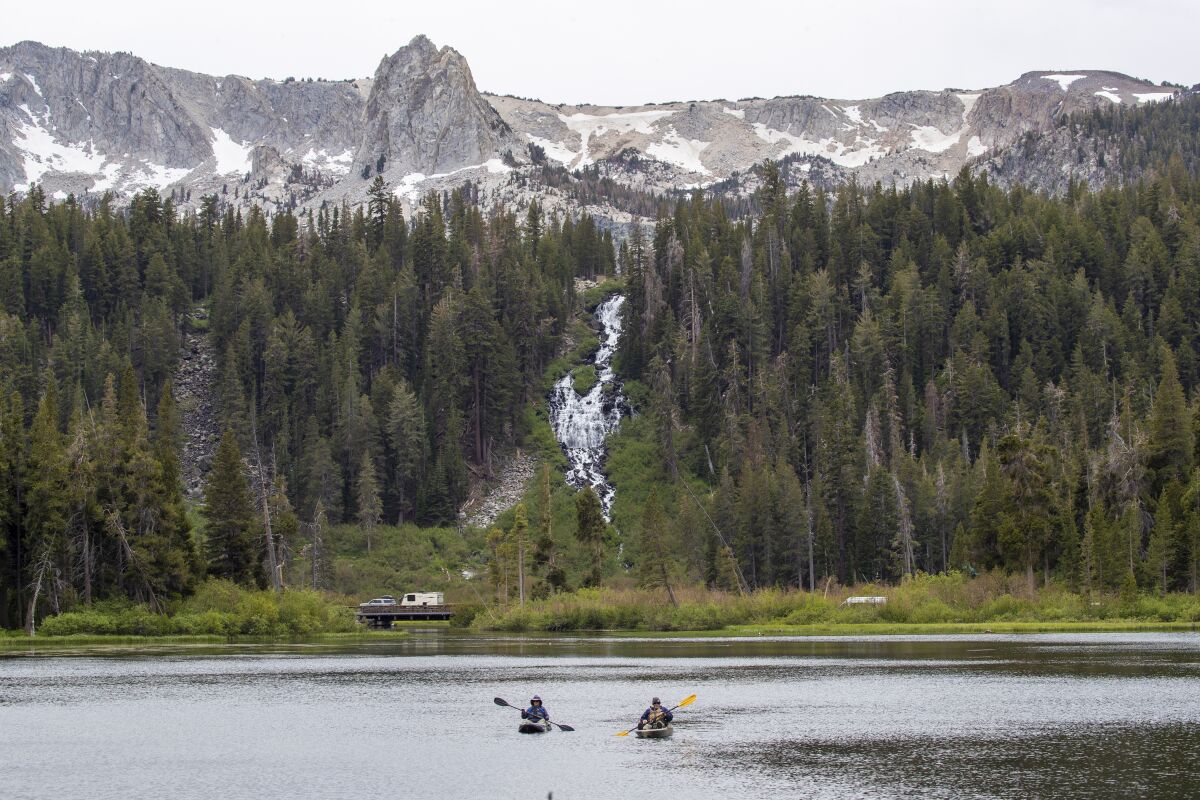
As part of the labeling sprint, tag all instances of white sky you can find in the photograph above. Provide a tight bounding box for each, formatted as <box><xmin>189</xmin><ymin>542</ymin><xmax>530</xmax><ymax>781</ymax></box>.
<box><xmin>4</xmin><ymin>0</ymin><xmax>1196</xmax><ymax>105</ymax></box>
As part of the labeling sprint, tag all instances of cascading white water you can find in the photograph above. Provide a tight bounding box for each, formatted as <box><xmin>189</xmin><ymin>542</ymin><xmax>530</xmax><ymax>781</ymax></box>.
<box><xmin>548</xmin><ymin>294</ymin><xmax>628</xmax><ymax>519</ymax></box>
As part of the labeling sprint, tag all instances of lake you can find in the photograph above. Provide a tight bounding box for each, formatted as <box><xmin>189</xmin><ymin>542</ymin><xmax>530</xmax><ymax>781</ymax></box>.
<box><xmin>2</xmin><ymin>632</ymin><xmax>1198</xmax><ymax>799</ymax></box>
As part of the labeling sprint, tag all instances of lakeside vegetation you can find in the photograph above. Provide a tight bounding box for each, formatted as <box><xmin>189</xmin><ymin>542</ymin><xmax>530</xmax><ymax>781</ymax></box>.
<box><xmin>19</xmin><ymin>579</ymin><xmax>356</xmax><ymax>638</ymax></box>
<box><xmin>467</xmin><ymin>572</ymin><xmax>1200</xmax><ymax>632</ymax></box>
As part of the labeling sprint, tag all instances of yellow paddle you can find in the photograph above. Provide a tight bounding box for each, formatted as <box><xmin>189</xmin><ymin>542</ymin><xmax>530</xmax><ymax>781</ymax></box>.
<box><xmin>616</xmin><ymin>694</ymin><xmax>696</xmax><ymax>736</ymax></box>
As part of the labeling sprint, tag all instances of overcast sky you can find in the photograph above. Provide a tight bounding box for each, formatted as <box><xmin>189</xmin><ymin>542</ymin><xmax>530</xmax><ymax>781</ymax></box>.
<box><xmin>5</xmin><ymin>0</ymin><xmax>1197</xmax><ymax>104</ymax></box>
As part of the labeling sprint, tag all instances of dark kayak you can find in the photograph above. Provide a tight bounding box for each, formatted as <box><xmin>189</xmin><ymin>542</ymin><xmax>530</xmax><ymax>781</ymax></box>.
<box><xmin>635</xmin><ymin>724</ymin><xmax>673</xmax><ymax>739</ymax></box>
<box><xmin>519</xmin><ymin>721</ymin><xmax>550</xmax><ymax>734</ymax></box>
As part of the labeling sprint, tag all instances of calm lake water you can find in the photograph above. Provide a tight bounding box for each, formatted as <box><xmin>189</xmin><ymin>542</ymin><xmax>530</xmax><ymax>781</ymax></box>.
<box><xmin>2</xmin><ymin>632</ymin><xmax>1199</xmax><ymax>799</ymax></box>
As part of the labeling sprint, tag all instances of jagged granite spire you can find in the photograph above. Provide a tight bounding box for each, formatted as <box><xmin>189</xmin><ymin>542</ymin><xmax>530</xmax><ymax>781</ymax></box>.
<box><xmin>353</xmin><ymin>35</ymin><xmax>516</xmax><ymax>179</ymax></box>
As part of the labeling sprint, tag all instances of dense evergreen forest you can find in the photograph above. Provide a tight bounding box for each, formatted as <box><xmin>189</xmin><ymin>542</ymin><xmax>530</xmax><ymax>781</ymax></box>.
<box><xmin>0</xmin><ymin>178</ymin><xmax>615</xmax><ymax>627</ymax></box>
<box><xmin>3</xmin><ymin>105</ymin><xmax>1200</xmax><ymax>628</ymax></box>
<box><xmin>614</xmin><ymin>161</ymin><xmax>1200</xmax><ymax>598</ymax></box>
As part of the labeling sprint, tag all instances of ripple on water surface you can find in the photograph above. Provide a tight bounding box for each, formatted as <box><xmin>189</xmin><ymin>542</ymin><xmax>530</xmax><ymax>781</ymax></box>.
<box><xmin>0</xmin><ymin>633</ymin><xmax>1198</xmax><ymax>800</ymax></box>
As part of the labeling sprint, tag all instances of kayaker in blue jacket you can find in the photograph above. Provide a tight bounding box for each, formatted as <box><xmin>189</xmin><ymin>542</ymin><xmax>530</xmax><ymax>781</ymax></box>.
<box><xmin>637</xmin><ymin>697</ymin><xmax>673</xmax><ymax>729</ymax></box>
<box><xmin>521</xmin><ymin>695</ymin><xmax>550</xmax><ymax>723</ymax></box>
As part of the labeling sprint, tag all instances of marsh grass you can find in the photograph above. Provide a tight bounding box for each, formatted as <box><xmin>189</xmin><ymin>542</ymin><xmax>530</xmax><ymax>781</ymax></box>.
<box><xmin>471</xmin><ymin>573</ymin><xmax>1200</xmax><ymax>632</ymax></box>
<box><xmin>27</xmin><ymin>579</ymin><xmax>357</xmax><ymax>638</ymax></box>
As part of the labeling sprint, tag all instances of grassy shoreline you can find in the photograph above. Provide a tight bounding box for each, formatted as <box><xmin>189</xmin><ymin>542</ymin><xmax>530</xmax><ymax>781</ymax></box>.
<box><xmin>466</xmin><ymin>575</ymin><xmax>1200</xmax><ymax>633</ymax></box>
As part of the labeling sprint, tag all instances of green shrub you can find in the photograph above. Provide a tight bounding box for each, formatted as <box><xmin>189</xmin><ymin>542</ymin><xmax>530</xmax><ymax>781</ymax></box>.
<box><xmin>572</xmin><ymin>365</ymin><xmax>598</xmax><ymax>395</ymax></box>
<box><xmin>449</xmin><ymin>603</ymin><xmax>484</xmax><ymax>628</ymax></box>
<box><xmin>39</xmin><ymin>609</ymin><xmax>118</xmax><ymax>636</ymax></box>
<box><xmin>173</xmin><ymin>610</ymin><xmax>237</xmax><ymax>636</ymax></box>
<box><xmin>35</xmin><ymin>579</ymin><xmax>357</xmax><ymax>638</ymax></box>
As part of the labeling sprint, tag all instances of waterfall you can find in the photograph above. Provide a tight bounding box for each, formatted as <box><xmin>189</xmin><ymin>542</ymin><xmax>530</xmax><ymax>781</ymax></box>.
<box><xmin>548</xmin><ymin>294</ymin><xmax>628</xmax><ymax>519</ymax></box>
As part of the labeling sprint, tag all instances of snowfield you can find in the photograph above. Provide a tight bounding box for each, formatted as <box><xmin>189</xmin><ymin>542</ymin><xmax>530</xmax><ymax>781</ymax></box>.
<box><xmin>1043</xmin><ymin>74</ymin><xmax>1087</xmax><ymax>91</ymax></box>
<box><xmin>12</xmin><ymin>108</ymin><xmax>107</xmax><ymax>190</ymax></box>
<box><xmin>752</xmin><ymin>122</ymin><xmax>885</xmax><ymax>168</ymax></box>
<box><xmin>558</xmin><ymin>109</ymin><xmax>677</xmax><ymax>167</ymax></box>
<box><xmin>301</xmin><ymin>148</ymin><xmax>355</xmax><ymax>175</ymax></box>
<box><xmin>210</xmin><ymin>128</ymin><xmax>252</xmax><ymax>175</ymax></box>
<box><xmin>645</xmin><ymin>128</ymin><xmax>711</xmax><ymax>175</ymax></box>
<box><xmin>909</xmin><ymin>125</ymin><xmax>962</xmax><ymax>154</ymax></box>
<box><xmin>526</xmin><ymin>134</ymin><xmax>576</xmax><ymax>165</ymax></box>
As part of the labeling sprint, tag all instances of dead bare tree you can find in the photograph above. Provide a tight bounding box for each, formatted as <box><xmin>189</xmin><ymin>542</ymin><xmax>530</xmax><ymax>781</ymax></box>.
<box><xmin>249</xmin><ymin>411</ymin><xmax>282</xmax><ymax>593</ymax></box>
<box><xmin>105</xmin><ymin>510</ymin><xmax>162</xmax><ymax>614</ymax></box>
<box><xmin>24</xmin><ymin>545</ymin><xmax>54</xmax><ymax>636</ymax></box>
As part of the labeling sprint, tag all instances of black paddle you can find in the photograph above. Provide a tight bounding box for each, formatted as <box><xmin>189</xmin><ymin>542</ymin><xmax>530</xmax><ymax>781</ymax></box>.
<box><xmin>494</xmin><ymin>696</ymin><xmax>575</xmax><ymax>731</ymax></box>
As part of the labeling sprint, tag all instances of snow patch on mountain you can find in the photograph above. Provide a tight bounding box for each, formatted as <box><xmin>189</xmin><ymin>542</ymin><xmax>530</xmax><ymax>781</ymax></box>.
<box><xmin>210</xmin><ymin>128</ymin><xmax>252</xmax><ymax>175</ymax></box>
<box><xmin>1043</xmin><ymin>74</ymin><xmax>1087</xmax><ymax>91</ymax></box>
<box><xmin>722</xmin><ymin>107</ymin><xmax>745</xmax><ymax>119</ymax></box>
<box><xmin>1095</xmin><ymin>88</ymin><xmax>1122</xmax><ymax>103</ymax></box>
<box><xmin>23</xmin><ymin>72</ymin><xmax>43</xmax><ymax>97</ymax></box>
<box><xmin>1134</xmin><ymin>92</ymin><xmax>1173</xmax><ymax>103</ymax></box>
<box><xmin>301</xmin><ymin>147</ymin><xmax>354</xmax><ymax>175</ymax></box>
<box><xmin>526</xmin><ymin>134</ymin><xmax>576</xmax><ymax>165</ymax></box>
<box><xmin>646</xmin><ymin>128</ymin><xmax>711</xmax><ymax>175</ymax></box>
<box><xmin>127</xmin><ymin>162</ymin><xmax>193</xmax><ymax>190</ymax></box>
<box><xmin>0</xmin><ymin>73</ymin><xmax>12</xmax><ymax>82</ymax></box>
<box><xmin>11</xmin><ymin>113</ymin><xmax>107</xmax><ymax>190</ymax></box>
<box><xmin>752</xmin><ymin>123</ymin><xmax>884</xmax><ymax>168</ymax></box>
<box><xmin>559</xmin><ymin>109</ymin><xmax>677</xmax><ymax>167</ymax></box>
<box><xmin>910</xmin><ymin>93</ymin><xmax>981</xmax><ymax>156</ymax></box>
<box><xmin>88</xmin><ymin>160</ymin><xmax>192</xmax><ymax>193</ymax></box>
<box><xmin>90</xmin><ymin>163</ymin><xmax>123</xmax><ymax>192</ymax></box>
<box><xmin>910</xmin><ymin>125</ymin><xmax>961</xmax><ymax>153</ymax></box>
<box><xmin>393</xmin><ymin>158</ymin><xmax>512</xmax><ymax>202</ymax></box>
<box><xmin>957</xmin><ymin>93</ymin><xmax>981</xmax><ymax>118</ymax></box>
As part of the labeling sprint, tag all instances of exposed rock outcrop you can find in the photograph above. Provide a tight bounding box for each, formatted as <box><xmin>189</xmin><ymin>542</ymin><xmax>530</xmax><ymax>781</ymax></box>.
<box><xmin>460</xmin><ymin>450</ymin><xmax>536</xmax><ymax>530</ymax></box>
<box><xmin>353</xmin><ymin>35</ymin><xmax>516</xmax><ymax>180</ymax></box>
<box><xmin>0</xmin><ymin>37</ymin><xmax>1187</xmax><ymax>209</ymax></box>
<box><xmin>173</xmin><ymin>308</ymin><xmax>218</xmax><ymax>499</ymax></box>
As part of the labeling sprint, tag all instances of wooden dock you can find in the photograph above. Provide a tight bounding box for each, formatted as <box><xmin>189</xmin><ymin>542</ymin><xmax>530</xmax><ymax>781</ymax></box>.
<box><xmin>354</xmin><ymin>604</ymin><xmax>454</xmax><ymax>627</ymax></box>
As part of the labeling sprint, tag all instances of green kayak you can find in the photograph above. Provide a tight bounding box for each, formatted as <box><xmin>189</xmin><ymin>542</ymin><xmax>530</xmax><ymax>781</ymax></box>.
<box><xmin>635</xmin><ymin>724</ymin><xmax>673</xmax><ymax>739</ymax></box>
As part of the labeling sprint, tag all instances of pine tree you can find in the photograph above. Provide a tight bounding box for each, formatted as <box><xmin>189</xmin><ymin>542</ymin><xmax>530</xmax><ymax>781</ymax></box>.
<box><xmin>636</xmin><ymin>487</ymin><xmax>678</xmax><ymax>605</ymax></box>
<box><xmin>575</xmin><ymin>487</ymin><xmax>606</xmax><ymax>588</ymax></box>
<box><xmin>509</xmin><ymin>503</ymin><xmax>529</xmax><ymax>606</ymax></box>
<box><xmin>486</xmin><ymin>526</ymin><xmax>508</xmax><ymax>604</ymax></box>
<box><xmin>204</xmin><ymin>429</ymin><xmax>262</xmax><ymax>587</ymax></box>
<box><xmin>532</xmin><ymin>465</ymin><xmax>562</xmax><ymax>596</ymax></box>
<box><xmin>0</xmin><ymin>390</ymin><xmax>24</xmax><ymax>628</ymax></box>
<box><xmin>1147</xmin><ymin>495</ymin><xmax>1174</xmax><ymax>595</ymax></box>
<box><xmin>1147</xmin><ymin>346</ymin><xmax>1192</xmax><ymax>493</ymax></box>
<box><xmin>386</xmin><ymin>380</ymin><xmax>427</xmax><ymax>523</ymax></box>
<box><xmin>356</xmin><ymin>451</ymin><xmax>381</xmax><ymax>553</ymax></box>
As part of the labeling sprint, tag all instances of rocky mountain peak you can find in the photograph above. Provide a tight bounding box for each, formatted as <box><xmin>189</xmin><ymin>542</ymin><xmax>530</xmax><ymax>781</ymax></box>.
<box><xmin>0</xmin><ymin>37</ymin><xmax>1190</xmax><ymax>212</ymax></box>
<box><xmin>352</xmin><ymin>36</ymin><xmax>516</xmax><ymax>179</ymax></box>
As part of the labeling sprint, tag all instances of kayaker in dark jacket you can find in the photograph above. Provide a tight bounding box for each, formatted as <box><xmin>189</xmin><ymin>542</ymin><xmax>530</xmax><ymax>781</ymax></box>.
<box><xmin>521</xmin><ymin>695</ymin><xmax>550</xmax><ymax>723</ymax></box>
<box><xmin>637</xmin><ymin>697</ymin><xmax>673</xmax><ymax>729</ymax></box>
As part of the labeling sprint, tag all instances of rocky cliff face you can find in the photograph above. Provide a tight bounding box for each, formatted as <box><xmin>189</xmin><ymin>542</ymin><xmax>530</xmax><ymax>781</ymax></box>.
<box><xmin>0</xmin><ymin>40</ymin><xmax>367</xmax><ymax>207</ymax></box>
<box><xmin>353</xmin><ymin>35</ymin><xmax>517</xmax><ymax>180</ymax></box>
<box><xmin>489</xmin><ymin>69</ymin><xmax>1180</xmax><ymax>196</ymax></box>
<box><xmin>0</xmin><ymin>38</ymin><xmax>1187</xmax><ymax>211</ymax></box>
